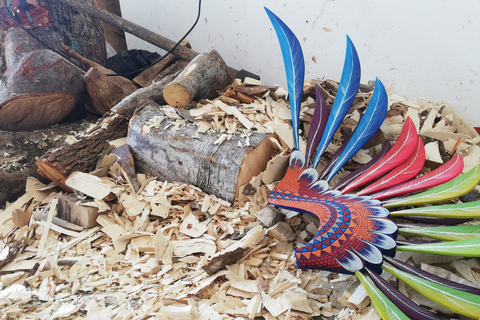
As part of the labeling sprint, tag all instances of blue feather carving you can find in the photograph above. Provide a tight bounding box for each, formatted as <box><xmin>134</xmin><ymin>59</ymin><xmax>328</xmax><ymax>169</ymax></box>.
<box><xmin>265</xmin><ymin>7</ymin><xmax>305</xmax><ymax>149</ymax></box>
<box><xmin>325</xmin><ymin>78</ymin><xmax>388</xmax><ymax>181</ymax></box>
<box><xmin>312</xmin><ymin>36</ymin><xmax>361</xmax><ymax>168</ymax></box>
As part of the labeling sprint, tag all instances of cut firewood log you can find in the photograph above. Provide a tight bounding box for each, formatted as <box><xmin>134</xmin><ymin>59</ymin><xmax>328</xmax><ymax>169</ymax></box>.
<box><xmin>84</xmin><ymin>67</ymin><xmax>138</xmax><ymax>115</ymax></box>
<box><xmin>0</xmin><ymin>28</ymin><xmax>86</xmax><ymax>131</ymax></box>
<box><xmin>163</xmin><ymin>49</ymin><xmax>232</xmax><ymax>108</ymax></box>
<box><xmin>127</xmin><ymin>101</ymin><xmax>278</xmax><ymax>203</ymax></box>
<box><xmin>36</xmin><ymin>112</ymin><xmax>129</xmax><ymax>191</ymax></box>
<box><xmin>132</xmin><ymin>39</ymin><xmax>191</xmax><ymax>87</ymax></box>
<box><xmin>0</xmin><ymin>119</ymin><xmax>93</xmax><ymax>206</ymax></box>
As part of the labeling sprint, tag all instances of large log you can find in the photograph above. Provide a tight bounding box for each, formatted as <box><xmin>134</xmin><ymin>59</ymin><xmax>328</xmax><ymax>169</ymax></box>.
<box><xmin>0</xmin><ymin>0</ymin><xmax>106</xmax><ymax>74</ymax></box>
<box><xmin>0</xmin><ymin>119</ymin><xmax>93</xmax><ymax>206</ymax></box>
<box><xmin>128</xmin><ymin>101</ymin><xmax>278</xmax><ymax>203</ymax></box>
<box><xmin>0</xmin><ymin>28</ymin><xmax>86</xmax><ymax>131</ymax></box>
<box><xmin>163</xmin><ymin>49</ymin><xmax>232</xmax><ymax>108</ymax></box>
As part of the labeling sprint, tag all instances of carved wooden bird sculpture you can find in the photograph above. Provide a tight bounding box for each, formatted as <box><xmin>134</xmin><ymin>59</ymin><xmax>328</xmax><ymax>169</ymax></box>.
<box><xmin>265</xmin><ymin>7</ymin><xmax>480</xmax><ymax>319</ymax></box>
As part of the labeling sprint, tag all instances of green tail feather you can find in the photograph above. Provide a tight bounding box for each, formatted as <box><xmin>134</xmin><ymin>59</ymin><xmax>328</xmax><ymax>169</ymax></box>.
<box><xmin>397</xmin><ymin>237</ymin><xmax>480</xmax><ymax>257</ymax></box>
<box><xmin>385</xmin><ymin>165</ymin><xmax>480</xmax><ymax>208</ymax></box>
<box><xmin>399</xmin><ymin>225</ymin><xmax>480</xmax><ymax>241</ymax></box>
<box><xmin>391</xmin><ymin>201</ymin><xmax>480</xmax><ymax>219</ymax></box>
<box><xmin>355</xmin><ymin>271</ymin><xmax>410</xmax><ymax>320</ymax></box>
<box><xmin>383</xmin><ymin>264</ymin><xmax>480</xmax><ymax>318</ymax></box>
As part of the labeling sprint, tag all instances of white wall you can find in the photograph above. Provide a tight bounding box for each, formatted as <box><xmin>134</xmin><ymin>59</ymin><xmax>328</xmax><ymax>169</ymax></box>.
<box><xmin>119</xmin><ymin>0</ymin><xmax>480</xmax><ymax>126</ymax></box>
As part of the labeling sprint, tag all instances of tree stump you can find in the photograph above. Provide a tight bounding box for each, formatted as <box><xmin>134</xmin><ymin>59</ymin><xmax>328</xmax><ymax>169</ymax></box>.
<box><xmin>128</xmin><ymin>101</ymin><xmax>278</xmax><ymax>203</ymax></box>
<box><xmin>0</xmin><ymin>28</ymin><xmax>86</xmax><ymax>131</ymax></box>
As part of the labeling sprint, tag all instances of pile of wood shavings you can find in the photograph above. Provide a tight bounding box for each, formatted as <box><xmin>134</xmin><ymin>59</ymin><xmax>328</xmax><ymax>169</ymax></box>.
<box><xmin>0</xmin><ymin>79</ymin><xmax>479</xmax><ymax>319</ymax></box>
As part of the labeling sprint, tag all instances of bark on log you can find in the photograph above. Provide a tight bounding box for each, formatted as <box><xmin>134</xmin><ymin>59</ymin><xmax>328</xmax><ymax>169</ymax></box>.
<box><xmin>127</xmin><ymin>101</ymin><xmax>278</xmax><ymax>203</ymax></box>
<box><xmin>0</xmin><ymin>119</ymin><xmax>93</xmax><ymax>206</ymax></box>
<box><xmin>0</xmin><ymin>28</ymin><xmax>86</xmax><ymax>131</ymax></box>
<box><xmin>163</xmin><ymin>49</ymin><xmax>232</xmax><ymax>108</ymax></box>
<box><xmin>36</xmin><ymin>113</ymin><xmax>129</xmax><ymax>191</ymax></box>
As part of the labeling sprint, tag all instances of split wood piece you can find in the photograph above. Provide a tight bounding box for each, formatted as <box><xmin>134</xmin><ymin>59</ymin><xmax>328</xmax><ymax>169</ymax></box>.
<box><xmin>84</xmin><ymin>67</ymin><xmax>138</xmax><ymax>115</ymax></box>
<box><xmin>36</xmin><ymin>113</ymin><xmax>129</xmax><ymax>191</ymax></box>
<box><xmin>0</xmin><ymin>28</ymin><xmax>86</xmax><ymax>131</ymax></box>
<box><xmin>267</xmin><ymin>222</ymin><xmax>296</xmax><ymax>242</ymax></box>
<box><xmin>133</xmin><ymin>39</ymin><xmax>191</xmax><ymax>87</ymax></box>
<box><xmin>0</xmin><ymin>119</ymin><xmax>92</xmax><ymax>206</ymax></box>
<box><xmin>255</xmin><ymin>206</ymin><xmax>286</xmax><ymax>228</ymax></box>
<box><xmin>128</xmin><ymin>101</ymin><xmax>278</xmax><ymax>203</ymax></box>
<box><xmin>57</xmin><ymin>194</ymin><xmax>99</xmax><ymax>228</ymax></box>
<box><xmin>111</xmin><ymin>144</ymin><xmax>140</xmax><ymax>192</ymax></box>
<box><xmin>61</xmin><ymin>45</ymin><xmax>139</xmax><ymax>114</ymax></box>
<box><xmin>163</xmin><ymin>49</ymin><xmax>232</xmax><ymax>108</ymax></box>
<box><xmin>65</xmin><ymin>172</ymin><xmax>115</xmax><ymax>201</ymax></box>
<box><xmin>202</xmin><ymin>225</ymin><xmax>265</xmax><ymax>275</ymax></box>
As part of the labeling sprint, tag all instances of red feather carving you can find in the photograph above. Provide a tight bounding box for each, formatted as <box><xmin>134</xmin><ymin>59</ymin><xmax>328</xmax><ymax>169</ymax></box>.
<box><xmin>357</xmin><ymin>137</ymin><xmax>425</xmax><ymax>196</ymax></box>
<box><xmin>372</xmin><ymin>153</ymin><xmax>464</xmax><ymax>200</ymax></box>
<box><xmin>341</xmin><ymin>117</ymin><xmax>418</xmax><ymax>194</ymax></box>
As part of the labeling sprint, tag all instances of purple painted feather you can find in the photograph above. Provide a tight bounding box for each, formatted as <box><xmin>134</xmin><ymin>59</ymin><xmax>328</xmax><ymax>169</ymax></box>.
<box><xmin>319</xmin><ymin>132</ymin><xmax>353</xmax><ymax>180</ymax></box>
<box><xmin>400</xmin><ymin>216</ymin><xmax>472</xmax><ymax>226</ymax></box>
<box><xmin>365</xmin><ymin>268</ymin><xmax>442</xmax><ymax>320</ymax></box>
<box><xmin>305</xmin><ymin>84</ymin><xmax>328</xmax><ymax>166</ymax></box>
<box><xmin>384</xmin><ymin>257</ymin><xmax>480</xmax><ymax>295</ymax></box>
<box><xmin>333</xmin><ymin>140</ymin><xmax>391</xmax><ymax>190</ymax></box>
